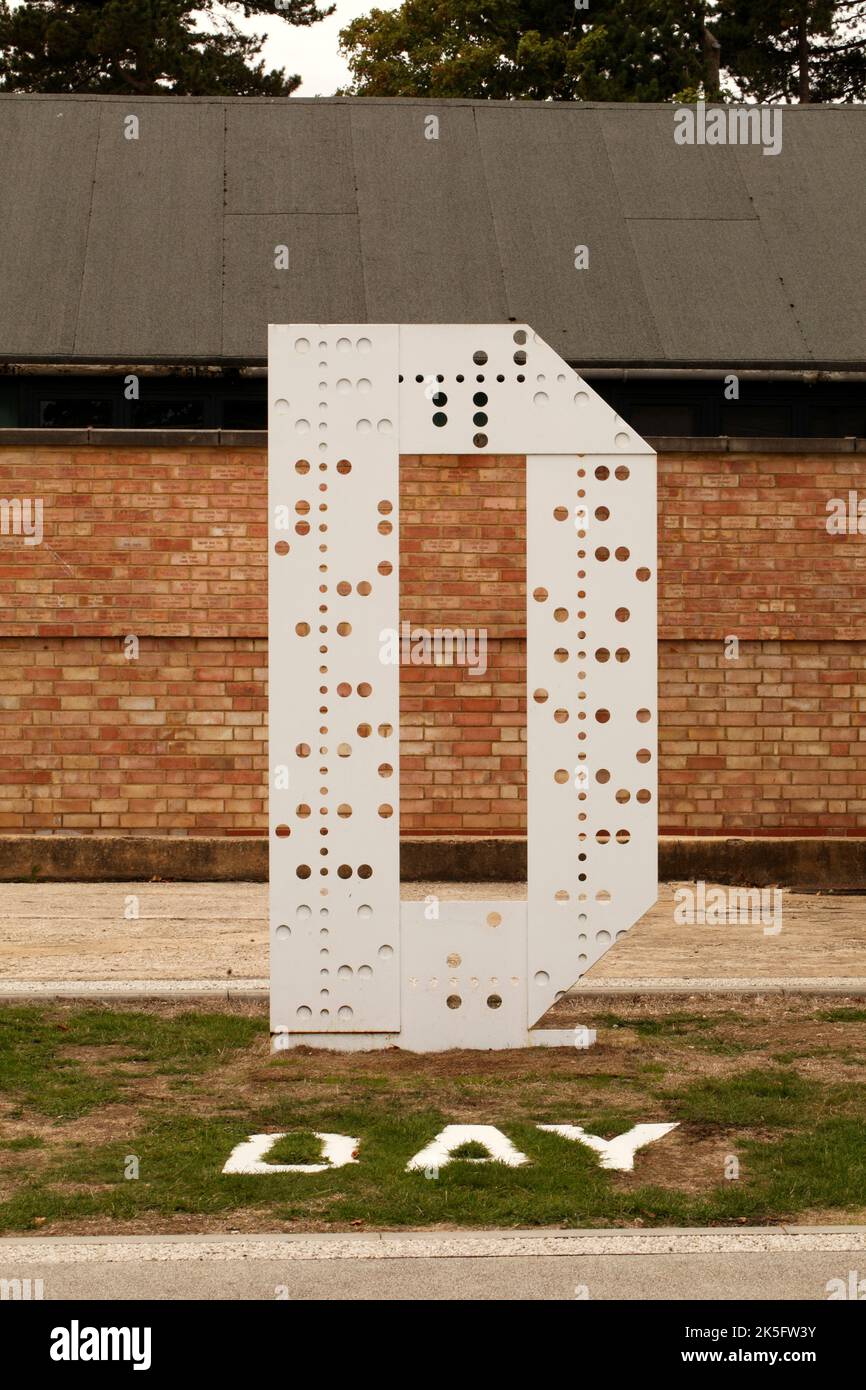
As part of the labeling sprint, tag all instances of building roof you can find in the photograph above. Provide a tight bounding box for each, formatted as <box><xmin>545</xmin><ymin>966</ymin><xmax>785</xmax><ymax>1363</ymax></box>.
<box><xmin>1</xmin><ymin>95</ymin><xmax>863</xmax><ymax>370</ymax></box>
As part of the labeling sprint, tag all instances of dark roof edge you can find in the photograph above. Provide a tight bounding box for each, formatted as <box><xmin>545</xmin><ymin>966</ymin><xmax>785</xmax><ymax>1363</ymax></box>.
<box><xmin>0</xmin><ymin>429</ymin><xmax>863</xmax><ymax>453</ymax></box>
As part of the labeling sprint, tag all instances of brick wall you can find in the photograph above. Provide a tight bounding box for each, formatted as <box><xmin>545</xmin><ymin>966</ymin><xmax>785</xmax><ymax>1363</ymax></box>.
<box><xmin>1</xmin><ymin>442</ymin><xmax>864</xmax><ymax>837</ymax></box>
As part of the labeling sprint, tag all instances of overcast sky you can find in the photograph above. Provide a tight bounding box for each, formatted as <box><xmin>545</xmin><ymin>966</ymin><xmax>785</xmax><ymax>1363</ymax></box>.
<box><xmin>227</xmin><ymin>0</ymin><xmax>400</xmax><ymax>97</ymax></box>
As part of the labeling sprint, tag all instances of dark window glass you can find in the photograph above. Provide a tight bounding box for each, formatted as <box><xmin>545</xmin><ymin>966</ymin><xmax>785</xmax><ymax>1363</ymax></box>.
<box><xmin>39</xmin><ymin>398</ymin><xmax>113</xmax><ymax>427</ymax></box>
<box><xmin>0</xmin><ymin>384</ymin><xmax>17</xmax><ymax>427</ymax></box>
<box><xmin>223</xmin><ymin>398</ymin><xmax>266</xmax><ymax>430</ymax></box>
<box><xmin>625</xmin><ymin>404</ymin><xmax>697</xmax><ymax>436</ymax></box>
<box><xmin>721</xmin><ymin>403</ymin><xmax>792</xmax><ymax>436</ymax></box>
<box><xmin>130</xmin><ymin>398</ymin><xmax>205</xmax><ymax>428</ymax></box>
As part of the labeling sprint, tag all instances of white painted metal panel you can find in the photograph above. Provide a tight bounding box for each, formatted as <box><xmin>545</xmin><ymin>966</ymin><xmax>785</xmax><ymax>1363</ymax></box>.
<box><xmin>527</xmin><ymin>452</ymin><xmax>657</xmax><ymax>1025</ymax></box>
<box><xmin>400</xmin><ymin>900</ymin><xmax>527</xmax><ymax>1051</ymax></box>
<box><xmin>269</xmin><ymin>326</ymin><xmax>401</xmax><ymax>1033</ymax></box>
<box><xmin>269</xmin><ymin>323</ymin><xmax>657</xmax><ymax>1051</ymax></box>
<box><xmin>397</xmin><ymin>325</ymin><xmax>653</xmax><ymax>456</ymax></box>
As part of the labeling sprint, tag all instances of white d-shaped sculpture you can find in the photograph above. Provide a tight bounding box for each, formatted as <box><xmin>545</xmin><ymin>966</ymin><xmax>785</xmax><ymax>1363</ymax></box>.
<box><xmin>269</xmin><ymin>325</ymin><xmax>657</xmax><ymax>1052</ymax></box>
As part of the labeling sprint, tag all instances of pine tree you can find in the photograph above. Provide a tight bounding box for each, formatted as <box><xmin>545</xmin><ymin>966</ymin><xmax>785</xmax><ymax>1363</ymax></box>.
<box><xmin>0</xmin><ymin>0</ymin><xmax>334</xmax><ymax>95</ymax></box>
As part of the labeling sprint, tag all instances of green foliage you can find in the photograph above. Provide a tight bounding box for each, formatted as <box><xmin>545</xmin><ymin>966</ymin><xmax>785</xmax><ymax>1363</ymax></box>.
<box><xmin>714</xmin><ymin>1</ymin><xmax>866</xmax><ymax>102</ymax></box>
<box><xmin>0</xmin><ymin>0</ymin><xmax>334</xmax><ymax>95</ymax></box>
<box><xmin>339</xmin><ymin>0</ymin><xmax>710</xmax><ymax>101</ymax></box>
<box><xmin>340</xmin><ymin>0</ymin><xmax>866</xmax><ymax>102</ymax></box>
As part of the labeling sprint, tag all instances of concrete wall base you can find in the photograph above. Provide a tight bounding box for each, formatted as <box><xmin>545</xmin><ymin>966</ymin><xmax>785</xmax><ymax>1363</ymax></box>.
<box><xmin>0</xmin><ymin>835</ymin><xmax>865</xmax><ymax>889</ymax></box>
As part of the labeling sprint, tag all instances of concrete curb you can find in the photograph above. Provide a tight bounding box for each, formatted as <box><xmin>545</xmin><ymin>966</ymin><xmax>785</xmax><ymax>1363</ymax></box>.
<box><xmin>2</xmin><ymin>1227</ymin><xmax>865</xmax><ymax>1262</ymax></box>
<box><xmin>1</xmin><ymin>978</ymin><xmax>865</xmax><ymax>1002</ymax></box>
<box><xmin>2</xmin><ymin>834</ymin><xmax>866</xmax><ymax>887</ymax></box>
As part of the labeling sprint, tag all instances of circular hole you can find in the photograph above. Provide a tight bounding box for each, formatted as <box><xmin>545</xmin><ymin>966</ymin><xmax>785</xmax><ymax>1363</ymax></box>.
<box><xmin>554</xmin><ymin>709</ymin><xmax>569</xmax><ymax>724</ymax></box>
<box><xmin>554</xmin><ymin>769</ymin><xmax>569</xmax><ymax>784</ymax></box>
<box><xmin>615</xmin><ymin>788</ymin><xmax>631</xmax><ymax>804</ymax></box>
<box><xmin>554</xmin><ymin>607</ymin><xmax>568</xmax><ymax>622</ymax></box>
<box><xmin>378</xmin><ymin>763</ymin><xmax>393</xmax><ymax>777</ymax></box>
<box><xmin>337</xmin><ymin>743</ymin><xmax>351</xmax><ymax>758</ymax></box>
<box><xmin>432</xmin><ymin>411</ymin><xmax>448</xmax><ymax>427</ymax></box>
<box><xmin>596</xmin><ymin>829</ymin><xmax>611</xmax><ymax>844</ymax></box>
<box><xmin>615</xmin><ymin>607</ymin><xmax>630</xmax><ymax>622</ymax></box>
<box><xmin>446</xmin><ymin>994</ymin><xmax>462</xmax><ymax>1010</ymax></box>
<box><xmin>596</xmin><ymin>889</ymin><xmax>612</xmax><ymax>904</ymax></box>
<box><xmin>553</xmin><ymin>506</ymin><xmax>568</xmax><ymax>522</ymax></box>
<box><xmin>432</xmin><ymin>392</ymin><xmax>447</xmax><ymax>407</ymax></box>
<box><xmin>595</xmin><ymin>648</ymin><xmax>610</xmax><ymax>663</ymax></box>
<box><xmin>615</xmin><ymin>648</ymin><xmax>630</xmax><ymax>663</ymax></box>
<box><xmin>378</xmin><ymin>561</ymin><xmax>393</xmax><ymax>576</ymax></box>
<box><xmin>472</xmin><ymin>350</ymin><xmax>488</xmax><ymax>365</ymax></box>
<box><xmin>378</xmin><ymin>803</ymin><xmax>393</xmax><ymax>818</ymax></box>
<box><xmin>358</xmin><ymin>864</ymin><xmax>373</xmax><ymax>879</ymax></box>
<box><xmin>337</xmin><ymin>682</ymin><xmax>352</xmax><ymax>698</ymax></box>
<box><xmin>357</xmin><ymin>581</ymin><xmax>372</xmax><ymax>596</ymax></box>
<box><xmin>337</xmin><ymin>864</ymin><xmax>352</xmax><ymax>878</ymax></box>
<box><xmin>296</xmin><ymin>743</ymin><xmax>310</xmax><ymax>757</ymax></box>
<box><xmin>274</xmin><ymin>540</ymin><xmax>290</xmax><ymax>556</ymax></box>
<box><xmin>295</xmin><ymin>622</ymin><xmax>310</xmax><ymax>636</ymax></box>
<box><xmin>296</xmin><ymin>804</ymin><xmax>311</xmax><ymax>818</ymax></box>
<box><xmin>378</xmin><ymin>500</ymin><xmax>393</xmax><ymax>515</ymax></box>
<box><xmin>553</xmin><ymin>648</ymin><xmax>568</xmax><ymax>663</ymax></box>
<box><xmin>336</xmin><ymin>459</ymin><xmax>352</xmax><ymax>475</ymax></box>
<box><xmin>473</xmin><ymin>392</ymin><xmax>488</xmax><ymax>406</ymax></box>
<box><xmin>615</xmin><ymin>465</ymin><xmax>630</xmax><ymax>480</ymax></box>
<box><xmin>533</xmin><ymin>688</ymin><xmax>549</xmax><ymax>704</ymax></box>
<box><xmin>594</xmin><ymin>465</ymin><xmax>610</xmax><ymax>480</ymax></box>
<box><xmin>357</xmin><ymin>681</ymin><xmax>372</xmax><ymax>697</ymax></box>
<box><xmin>595</xmin><ymin>506</ymin><xmax>610</xmax><ymax>522</ymax></box>
<box><xmin>295</xmin><ymin>521</ymin><xmax>310</xmax><ymax>536</ymax></box>
<box><xmin>357</xmin><ymin>723</ymin><xmax>372</xmax><ymax>737</ymax></box>
<box><xmin>295</xmin><ymin>460</ymin><xmax>310</xmax><ymax>475</ymax></box>
<box><xmin>532</xmin><ymin>587</ymin><xmax>548</xmax><ymax>602</ymax></box>
<box><xmin>637</xmin><ymin>748</ymin><xmax>652</xmax><ymax>763</ymax></box>
<box><xmin>336</xmin><ymin>580</ymin><xmax>351</xmax><ymax>596</ymax></box>
<box><xmin>554</xmin><ymin>889</ymin><xmax>569</xmax><ymax>903</ymax></box>
<box><xmin>473</xmin><ymin>433</ymin><xmax>488</xmax><ymax>448</ymax></box>
<box><xmin>595</xmin><ymin>709</ymin><xmax>611</xmax><ymax>723</ymax></box>
<box><xmin>337</xmin><ymin>621</ymin><xmax>351</xmax><ymax>636</ymax></box>
<box><xmin>616</xmin><ymin>828</ymin><xmax>631</xmax><ymax>843</ymax></box>
<box><xmin>514</xmin><ymin>350</ymin><xmax>527</xmax><ymax>365</ymax></box>
<box><xmin>636</xmin><ymin>708</ymin><xmax>651</xmax><ymax>723</ymax></box>
<box><xmin>615</xmin><ymin>546</ymin><xmax>630</xmax><ymax>561</ymax></box>
<box><xmin>275</xmin><ymin>824</ymin><xmax>290</xmax><ymax>838</ymax></box>
<box><xmin>487</xmin><ymin>912</ymin><xmax>502</xmax><ymax>927</ymax></box>
<box><xmin>337</xmin><ymin>804</ymin><xmax>352</xmax><ymax>819</ymax></box>
<box><xmin>595</xmin><ymin>546</ymin><xmax>610</xmax><ymax>561</ymax></box>
<box><xmin>636</xmin><ymin>566</ymin><xmax>651</xmax><ymax>582</ymax></box>
<box><xmin>637</xmin><ymin>788</ymin><xmax>652</xmax><ymax>803</ymax></box>
<box><xmin>296</xmin><ymin>864</ymin><xmax>311</xmax><ymax>879</ymax></box>
<box><xmin>596</xmin><ymin>769</ymin><xmax>610</xmax><ymax>784</ymax></box>
<box><xmin>486</xmin><ymin>994</ymin><xmax>502</xmax><ymax>1010</ymax></box>
<box><xmin>378</xmin><ymin>723</ymin><xmax>393</xmax><ymax>736</ymax></box>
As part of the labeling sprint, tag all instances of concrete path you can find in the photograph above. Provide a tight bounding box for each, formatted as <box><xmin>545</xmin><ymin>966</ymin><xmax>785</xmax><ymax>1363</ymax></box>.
<box><xmin>1</xmin><ymin>1228</ymin><xmax>863</xmax><ymax>1301</ymax></box>
<box><xmin>0</xmin><ymin>881</ymin><xmax>864</xmax><ymax>995</ymax></box>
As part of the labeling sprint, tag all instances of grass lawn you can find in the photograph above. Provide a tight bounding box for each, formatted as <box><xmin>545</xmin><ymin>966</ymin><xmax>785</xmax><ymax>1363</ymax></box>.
<box><xmin>0</xmin><ymin>996</ymin><xmax>865</xmax><ymax>1234</ymax></box>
